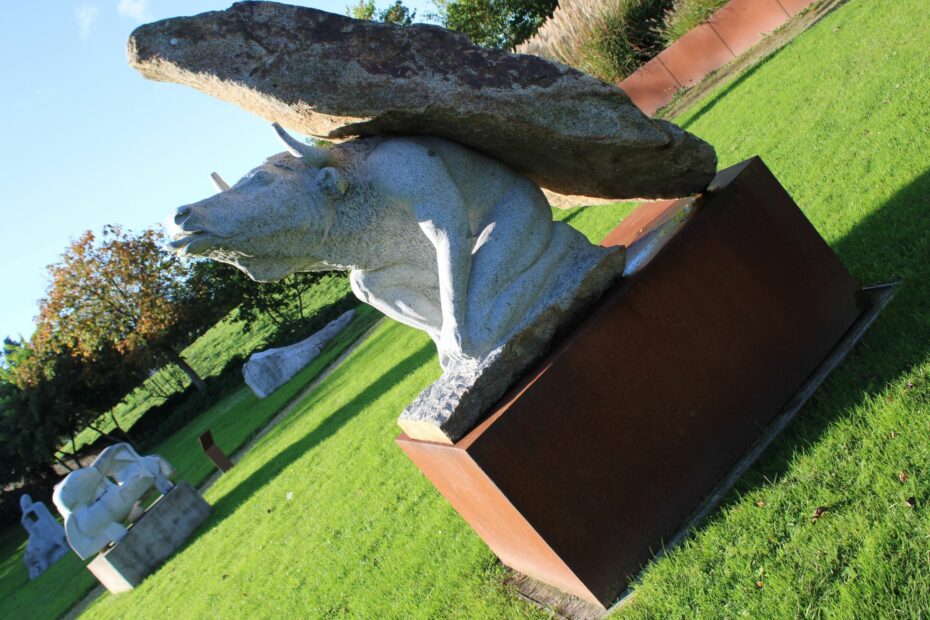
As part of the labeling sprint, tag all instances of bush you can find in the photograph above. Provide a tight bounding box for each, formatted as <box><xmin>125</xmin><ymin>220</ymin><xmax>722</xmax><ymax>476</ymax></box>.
<box><xmin>516</xmin><ymin>0</ymin><xmax>672</xmax><ymax>83</ymax></box>
<box><xmin>660</xmin><ymin>0</ymin><xmax>728</xmax><ymax>45</ymax></box>
<box><xmin>578</xmin><ymin>0</ymin><xmax>672</xmax><ymax>83</ymax></box>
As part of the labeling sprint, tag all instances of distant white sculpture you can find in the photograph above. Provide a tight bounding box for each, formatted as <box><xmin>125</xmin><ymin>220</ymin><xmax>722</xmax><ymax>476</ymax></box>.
<box><xmin>20</xmin><ymin>494</ymin><xmax>70</xmax><ymax>580</ymax></box>
<box><xmin>244</xmin><ymin>309</ymin><xmax>355</xmax><ymax>398</ymax></box>
<box><xmin>168</xmin><ymin>124</ymin><xmax>619</xmax><ymax>371</ymax></box>
<box><xmin>52</xmin><ymin>443</ymin><xmax>175</xmax><ymax>560</ymax></box>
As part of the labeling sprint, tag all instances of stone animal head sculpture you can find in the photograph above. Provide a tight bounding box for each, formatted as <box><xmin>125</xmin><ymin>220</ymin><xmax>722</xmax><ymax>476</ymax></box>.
<box><xmin>170</xmin><ymin>124</ymin><xmax>349</xmax><ymax>282</ymax></box>
<box><xmin>168</xmin><ymin>125</ymin><xmax>622</xmax><ymax>370</ymax></box>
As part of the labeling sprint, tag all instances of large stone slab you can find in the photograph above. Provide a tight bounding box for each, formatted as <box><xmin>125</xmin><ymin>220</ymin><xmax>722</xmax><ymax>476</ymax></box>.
<box><xmin>87</xmin><ymin>481</ymin><xmax>210</xmax><ymax>594</ymax></box>
<box><xmin>127</xmin><ymin>1</ymin><xmax>717</xmax><ymax>199</ymax></box>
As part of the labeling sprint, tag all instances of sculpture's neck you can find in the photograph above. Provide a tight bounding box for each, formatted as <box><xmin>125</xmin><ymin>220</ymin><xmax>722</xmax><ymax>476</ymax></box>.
<box><xmin>306</xmin><ymin>186</ymin><xmax>389</xmax><ymax>271</ymax></box>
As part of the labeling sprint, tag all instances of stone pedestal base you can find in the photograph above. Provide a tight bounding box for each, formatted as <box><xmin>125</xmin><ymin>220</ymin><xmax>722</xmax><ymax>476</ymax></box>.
<box><xmin>87</xmin><ymin>481</ymin><xmax>211</xmax><ymax>593</ymax></box>
<box><xmin>397</xmin><ymin>158</ymin><xmax>879</xmax><ymax>608</ymax></box>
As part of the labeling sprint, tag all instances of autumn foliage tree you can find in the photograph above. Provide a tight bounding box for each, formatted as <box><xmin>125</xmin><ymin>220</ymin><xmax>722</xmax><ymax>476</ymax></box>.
<box><xmin>34</xmin><ymin>225</ymin><xmax>207</xmax><ymax>391</ymax></box>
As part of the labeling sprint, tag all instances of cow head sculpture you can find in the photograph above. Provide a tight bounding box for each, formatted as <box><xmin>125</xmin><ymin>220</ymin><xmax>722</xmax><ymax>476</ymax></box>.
<box><xmin>167</xmin><ymin>124</ymin><xmax>349</xmax><ymax>281</ymax></box>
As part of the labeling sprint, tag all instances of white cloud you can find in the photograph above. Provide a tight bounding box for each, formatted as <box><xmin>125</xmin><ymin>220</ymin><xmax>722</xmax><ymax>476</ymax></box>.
<box><xmin>116</xmin><ymin>0</ymin><xmax>151</xmax><ymax>22</ymax></box>
<box><xmin>75</xmin><ymin>3</ymin><xmax>100</xmax><ymax>40</ymax></box>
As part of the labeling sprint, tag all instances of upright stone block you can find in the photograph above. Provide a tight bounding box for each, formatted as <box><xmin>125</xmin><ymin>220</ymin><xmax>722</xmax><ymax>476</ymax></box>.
<box><xmin>87</xmin><ymin>481</ymin><xmax>211</xmax><ymax>593</ymax></box>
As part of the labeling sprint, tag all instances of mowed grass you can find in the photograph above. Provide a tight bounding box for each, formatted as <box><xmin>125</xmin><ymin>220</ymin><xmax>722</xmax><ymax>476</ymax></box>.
<box><xmin>71</xmin><ymin>275</ymin><xmax>352</xmax><ymax>451</ymax></box>
<box><xmin>22</xmin><ymin>0</ymin><xmax>930</xmax><ymax>616</ymax></box>
<box><xmin>0</xmin><ymin>306</ymin><xmax>379</xmax><ymax>620</ymax></box>
<box><xmin>82</xmin><ymin>320</ymin><xmax>544</xmax><ymax>619</ymax></box>
<box><xmin>618</xmin><ymin>0</ymin><xmax>930</xmax><ymax>617</ymax></box>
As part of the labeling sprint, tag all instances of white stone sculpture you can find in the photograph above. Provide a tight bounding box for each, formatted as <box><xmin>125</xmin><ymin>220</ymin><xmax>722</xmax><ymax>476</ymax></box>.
<box><xmin>244</xmin><ymin>309</ymin><xmax>355</xmax><ymax>398</ymax></box>
<box><xmin>166</xmin><ymin>125</ymin><xmax>705</xmax><ymax>441</ymax></box>
<box><xmin>52</xmin><ymin>443</ymin><xmax>175</xmax><ymax>560</ymax></box>
<box><xmin>168</xmin><ymin>124</ymin><xmax>622</xmax><ymax>371</ymax></box>
<box><xmin>20</xmin><ymin>494</ymin><xmax>70</xmax><ymax>580</ymax></box>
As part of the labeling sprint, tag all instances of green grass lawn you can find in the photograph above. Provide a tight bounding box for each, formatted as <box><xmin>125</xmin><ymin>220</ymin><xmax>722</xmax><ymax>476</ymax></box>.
<box><xmin>0</xmin><ymin>306</ymin><xmax>379</xmax><ymax>620</ymax></box>
<box><xmin>82</xmin><ymin>1</ymin><xmax>930</xmax><ymax>617</ymax></box>
<box><xmin>10</xmin><ymin>0</ymin><xmax>930</xmax><ymax>616</ymax></box>
<box><xmin>69</xmin><ymin>274</ymin><xmax>352</xmax><ymax>452</ymax></box>
<box><xmin>618</xmin><ymin>1</ymin><xmax>930</xmax><ymax>616</ymax></box>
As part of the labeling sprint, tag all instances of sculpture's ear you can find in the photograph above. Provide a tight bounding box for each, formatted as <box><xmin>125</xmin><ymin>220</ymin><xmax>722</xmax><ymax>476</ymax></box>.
<box><xmin>315</xmin><ymin>167</ymin><xmax>348</xmax><ymax>198</ymax></box>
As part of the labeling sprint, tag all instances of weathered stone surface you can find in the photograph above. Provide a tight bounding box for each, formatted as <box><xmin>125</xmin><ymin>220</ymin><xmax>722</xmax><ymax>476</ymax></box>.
<box><xmin>128</xmin><ymin>1</ymin><xmax>716</xmax><ymax>199</ymax></box>
<box><xmin>53</xmin><ymin>444</ymin><xmax>175</xmax><ymax>560</ymax></box>
<box><xmin>87</xmin><ymin>481</ymin><xmax>211</xmax><ymax>593</ymax></box>
<box><xmin>398</xmin><ymin>247</ymin><xmax>626</xmax><ymax>443</ymax></box>
<box><xmin>20</xmin><ymin>495</ymin><xmax>70</xmax><ymax>580</ymax></box>
<box><xmin>243</xmin><ymin>309</ymin><xmax>355</xmax><ymax>398</ymax></box>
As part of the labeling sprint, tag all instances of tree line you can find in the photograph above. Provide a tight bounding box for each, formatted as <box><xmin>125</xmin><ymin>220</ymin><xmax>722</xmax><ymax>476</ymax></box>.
<box><xmin>0</xmin><ymin>225</ymin><xmax>324</xmax><ymax>489</ymax></box>
<box><xmin>349</xmin><ymin>0</ymin><xmax>558</xmax><ymax>49</ymax></box>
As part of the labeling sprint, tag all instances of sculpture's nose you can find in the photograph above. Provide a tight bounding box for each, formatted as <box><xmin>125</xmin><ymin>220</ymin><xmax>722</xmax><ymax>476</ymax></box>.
<box><xmin>173</xmin><ymin>205</ymin><xmax>192</xmax><ymax>226</ymax></box>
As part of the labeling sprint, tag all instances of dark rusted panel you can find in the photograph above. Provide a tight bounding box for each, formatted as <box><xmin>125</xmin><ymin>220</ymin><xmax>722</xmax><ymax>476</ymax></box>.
<box><xmin>199</xmin><ymin>430</ymin><xmax>234</xmax><ymax>473</ymax></box>
<box><xmin>397</xmin><ymin>158</ymin><xmax>863</xmax><ymax>607</ymax></box>
<box><xmin>599</xmin><ymin>198</ymin><xmax>683</xmax><ymax>248</ymax></box>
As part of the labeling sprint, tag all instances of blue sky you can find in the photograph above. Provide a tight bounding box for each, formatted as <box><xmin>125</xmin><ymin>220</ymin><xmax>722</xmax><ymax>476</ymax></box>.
<box><xmin>0</xmin><ymin>0</ymin><xmax>437</xmax><ymax>342</ymax></box>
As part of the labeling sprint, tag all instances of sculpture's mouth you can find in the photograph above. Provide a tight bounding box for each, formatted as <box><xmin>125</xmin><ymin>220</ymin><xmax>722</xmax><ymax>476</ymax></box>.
<box><xmin>168</xmin><ymin>230</ymin><xmax>224</xmax><ymax>256</ymax></box>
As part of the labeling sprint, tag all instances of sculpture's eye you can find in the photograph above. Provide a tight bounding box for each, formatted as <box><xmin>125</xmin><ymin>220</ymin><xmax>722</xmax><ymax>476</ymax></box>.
<box><xmin>251</xmin><ymin>170</ymin><xmax>273</xmax><ymax>186</ymax></box>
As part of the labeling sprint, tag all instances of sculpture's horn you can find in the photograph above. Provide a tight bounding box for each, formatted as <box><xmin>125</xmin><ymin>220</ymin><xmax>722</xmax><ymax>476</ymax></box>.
<box><xmin>272</xmin><ymin>123</ymin><xmax>331</xmax><ymax>167</ymax></box>
<box><xmin>210</xmin><ymin>172</ymin><xmax>230</xmax><ymax>192</ymax></box>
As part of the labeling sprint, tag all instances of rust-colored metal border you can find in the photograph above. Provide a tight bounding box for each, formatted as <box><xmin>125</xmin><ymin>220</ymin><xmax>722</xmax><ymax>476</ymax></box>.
<box><xmin>397</xmin><ymin>158</ymin><xmax>867</xmax><ymax>608</ymax></box>
<box><xmin>619</xmin><ymin>0</ymin><xmax>817</xmax><ymax>114</ymax></box>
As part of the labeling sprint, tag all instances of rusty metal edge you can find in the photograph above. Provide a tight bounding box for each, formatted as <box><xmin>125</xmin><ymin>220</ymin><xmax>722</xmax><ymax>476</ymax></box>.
<box><xmin>507</xmin><ymin>282</ymin><xmax>897</xmax><ymax>619</ymax></box>
<box><xmin>605</xmin><ymin>282</ymin><xmax>898</xmax><ymax>613</ymax></box>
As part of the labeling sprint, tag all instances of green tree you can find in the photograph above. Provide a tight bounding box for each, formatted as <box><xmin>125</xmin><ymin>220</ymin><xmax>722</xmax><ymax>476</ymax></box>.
<box><xmin>348</xmin><ymin>0</ymin><xmax>416</xmax><ymax>24</ymax></box>
<box><xmin>438</xmin><ymin>0</ymin><xmax>557</xmax><ymax>49</ymax></box>
<box><xmin>35</xmin><ymin>225</ymin><xmax>207</xmax><ymax>391</ymax></box>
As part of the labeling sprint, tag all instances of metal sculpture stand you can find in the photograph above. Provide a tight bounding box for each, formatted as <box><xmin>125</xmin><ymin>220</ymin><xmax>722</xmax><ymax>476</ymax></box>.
<box><xmin>398</xmin><ymin>158</ymin><xmax>893</xmax><ymax>611</ymax></box>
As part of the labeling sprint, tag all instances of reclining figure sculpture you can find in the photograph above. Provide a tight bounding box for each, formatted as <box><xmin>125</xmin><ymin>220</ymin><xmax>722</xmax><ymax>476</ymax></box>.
<box><xmin>52</xmin><ymin>443</ymin><xmax>175</xmax><ymax>560</ymax></box>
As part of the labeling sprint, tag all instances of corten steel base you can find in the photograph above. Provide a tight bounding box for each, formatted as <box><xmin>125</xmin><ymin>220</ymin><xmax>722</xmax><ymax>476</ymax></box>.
<box><xmin>397</xmin><ymin>157</ymin><xmax>880</xmax><ymax>608</ymax></box>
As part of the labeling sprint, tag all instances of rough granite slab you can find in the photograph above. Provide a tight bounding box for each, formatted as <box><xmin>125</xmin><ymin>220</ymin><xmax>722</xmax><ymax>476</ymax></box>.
<box><xmin>398</xmin><ymin>245</ymin><xmax>626</xmax><ymax>444</ymax></box>
<box><xmin>127</xmin><ymin>1</ymin><xmax>716</xmax><ymax>199</ymax></box>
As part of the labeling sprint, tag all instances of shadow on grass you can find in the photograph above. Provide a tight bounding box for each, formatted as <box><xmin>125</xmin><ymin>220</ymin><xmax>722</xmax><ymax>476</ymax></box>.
<box><xmin>206</xmin><ymin>340</ymin><xmax>435</xmax><ymax>525</ymax></box>
<box><xmin>725</xmin><ymin>165</ymin><xmax>930</xmax><ymax>498</ymax></box>
<box><xmin>679</xmin><ymin>48</ymin><xmax>783</xmax><ymax>132</ymax></box>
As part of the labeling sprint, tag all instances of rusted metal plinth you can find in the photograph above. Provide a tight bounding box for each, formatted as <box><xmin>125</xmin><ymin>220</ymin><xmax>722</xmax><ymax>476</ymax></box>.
<box><xmin>397</xmin><ymin>158</ymin><xmax>869</xmax><ymax>608</ymax></box>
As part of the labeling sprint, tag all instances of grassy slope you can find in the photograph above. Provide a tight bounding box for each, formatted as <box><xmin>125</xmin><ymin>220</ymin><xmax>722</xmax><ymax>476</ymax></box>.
<box><xmin>70</xmin><ymin>275</ymin><xmax>352</xmax><ymax>451</ymax></box>
<box><xmin>619</xmin><ymin>0</ymin><xmax>930</xmax><ymax>617</ymax></box>
<box><xmin>0</xmin><ymin>307</ymin><xmax>379</xmax><ymax>620</ymax></box>
<box><xmin>83</xmin><ymin>321</ymin><xmax>542</xmax><ymax>619</ymax></box>
<box><xmin>22</xmin><ymin>1</ymin><xmax>930</xmax><ymax>616</ymax></box>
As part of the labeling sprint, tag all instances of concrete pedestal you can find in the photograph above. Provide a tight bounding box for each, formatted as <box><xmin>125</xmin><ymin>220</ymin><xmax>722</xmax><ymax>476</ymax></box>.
<box><xmin>87</xmin><ymin>481</ymin><xmax>211</xmax><ymax>593</ymax></box>
<box><xmin>397</xmin><ymin>158</ymin><xmax>879</xmax><ymax>608</ymax></box>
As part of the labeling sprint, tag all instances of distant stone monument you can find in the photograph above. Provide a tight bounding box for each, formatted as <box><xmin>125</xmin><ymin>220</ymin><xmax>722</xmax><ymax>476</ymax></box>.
<box><xmin>244</xmin><ymin>308</ymin><xmax>355</xmax><ymax>398</ymax></box>
<box><xmin>19</xmin><ymin>494</ymin><xmax>70</xmax><ymax>580</ymax></box>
